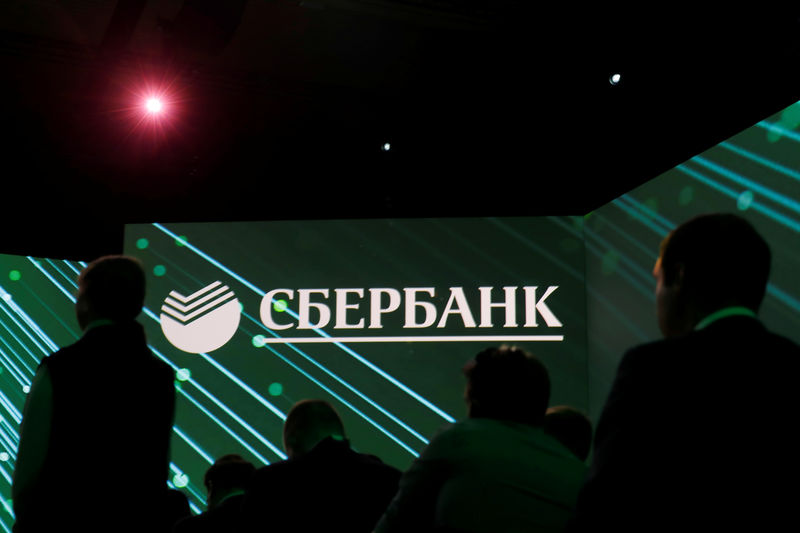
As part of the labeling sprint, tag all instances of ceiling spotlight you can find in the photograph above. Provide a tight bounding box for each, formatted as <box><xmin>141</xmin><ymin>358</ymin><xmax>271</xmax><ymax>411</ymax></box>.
<box><xmin>382</xmin><ymin>142</ymin><xmax>391</xmax><ymax>151</ymax></box>
<box><xmin>609</xmin><ymin>73</ymin><xmax>622</xmax><ymax>86</ymax></box>
<box><xmin>145</xmin><ymin>97</ymin><xmax>164</xmax><ymax>113</ymax></box>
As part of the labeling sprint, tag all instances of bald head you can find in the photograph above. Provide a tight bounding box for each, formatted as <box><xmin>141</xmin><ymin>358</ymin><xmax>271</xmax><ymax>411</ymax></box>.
<box><xmin>283</xmin><ymin>400</ymin><xmax>345</xmax><ymax>458</ymax></box>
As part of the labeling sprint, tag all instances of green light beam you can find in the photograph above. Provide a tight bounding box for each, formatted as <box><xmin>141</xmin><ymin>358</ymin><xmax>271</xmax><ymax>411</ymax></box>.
<box><xmin>0</xmin><ymin>347</ymin><xmax>30</xmax><ymax>387</ymax></box>
<box><xmin>25</xmin><ymin>258</ymin><xmax>76</xmax><ymax>305</ymax></box>
<box><xmin>0</xmin><ymin>298</ymin><xmax>51</xmax><ymax>360</ymax></box>
<box><xmin>677</xmin><ymin>164</ymin><xmax>800</xmax><ymax>233</ymax></box>
<box><xmin>719</xmin><ymin>141</ymin><xmax>800</xmax><ymax>184</ymax></box>
<box><xmin>44</xmin><ymin>260</ymin><xmax>78</xmax><ymax>290</ymax></box>
<box><xmin>0</xmin><ymin>282</ymin><xmax>59</xmax><ymax>353</ymax></box>
<box><xmin>170</xmin><ymin>379</ymin><xmax>271</xmax><ymax>465</ymax></box>
<box><xmin>173</xmin><ymin>426</ymin><xmax>214</xmax><ymax>465</ymax></box>
<box><xmin>0</xmin><ymin>392</ymin><xmax>21</xmax><ymax>425</ymax></box>
<box><xmin>693</xmin><ymin>156</ymin><xmax>800</xmax><ymax>215</ymax></box>
<box><xmin>250</xmin><ymin>331</ymin><xmax>420</xmax><ymax>457</ymax></box>
<box><xmin>242</xmin><ymin>312</ymin><xmax>430</xmax><ymax>444</ymax></box>
<box><xmin>146</xmin><ymin>343</ymin><xmax>284</xmax><ymax>461</ymax></box>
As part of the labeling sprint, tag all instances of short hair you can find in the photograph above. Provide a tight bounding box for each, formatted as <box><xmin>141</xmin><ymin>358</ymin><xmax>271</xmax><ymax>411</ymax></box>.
<box><xmin>203</xmin><ymin>454</ymin><xmax>255</xmax><ymax>494</ymax></box>
<box><xmin>544</xmin><ymin>405</ymin><xmax>593</xmax><ymax>462</ymax></box>
<box><xmin>283</xmin><ymin>400</ymin><xmax>345</xmax><ymax>457</ymax></box>
<box><xmin>659</xmin><ymin>213</ymin><xmax>771</xmax><ymax>312</ymax></box>
<box><xmin>78</xmin><ymin>255</ymin><xmax>146</xmax><ymax>321</ymax></box>
<box><xmin>463</xmin><ymin>345</ymin><xmax>550</xmax><ymax>426</ymax></box>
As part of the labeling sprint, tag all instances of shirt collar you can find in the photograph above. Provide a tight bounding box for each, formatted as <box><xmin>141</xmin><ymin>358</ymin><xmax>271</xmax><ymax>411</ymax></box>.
<box><xmin>694</xmin><ymin>306</ymin><xmax>757</xmax><ymax>331</ymax></box>
<box><xmin>213</xmin><ymin>489</ymin><xmax>245</xmax><ymax>508</ymax></box>
<box><xmin>82</xmin><ymin>319</ymin><xmax>115</xmax><ymax>335</ymax></box>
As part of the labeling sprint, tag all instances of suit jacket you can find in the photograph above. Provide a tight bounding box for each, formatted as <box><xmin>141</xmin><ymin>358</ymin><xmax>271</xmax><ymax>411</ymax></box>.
<box><xmin>241</xmin><ymin>437</ymin><xmax>401</xmax><ymax>533</ymax></box>
<box><xmin>570</xmin><ymin>315</ymin><xmax>800</xmax><ymax>532</ymax></box>
<box><xmin>13</xmin><ymin>321</ymin><xmax>176</xmax><ymax>533</ymax></box>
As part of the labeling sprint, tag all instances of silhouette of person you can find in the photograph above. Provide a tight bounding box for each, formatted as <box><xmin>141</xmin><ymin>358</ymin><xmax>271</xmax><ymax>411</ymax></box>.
<box><xmin>173</xmin><ymin>454</ymin><xmax>254</xmax><ymax>533</ymax></box>
<box><xmin>12</xmin><ymin>255</ymin><xmax>176</xmax><ymax>533</ymax></box>
<box><xmin>375</xmin><ymin>346</ymin><xmax>587</xmax><ymax>533</ymax></box>
<box><xmin>544</xmin><ymin>406</ymin><xmax>592</xmax><ymax>463</ymax></box>
<box><xmin>570</xmin><ymin>213</ymin><xmax>800</xmax><ymax>531</ymax></box>
<box><xmin>163</xmin><ymin>488</ymin><xmax>192</xmax><ymax>531</ymax></box>
<box><xmin>241</xmin><ymin>399</ymin><xmax>401</xmax><ymax>533</ymax></box>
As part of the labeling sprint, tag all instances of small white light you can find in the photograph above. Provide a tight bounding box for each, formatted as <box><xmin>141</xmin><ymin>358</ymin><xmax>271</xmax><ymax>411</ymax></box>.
<box><xmin>22</xmin><ymin>385</ymin><xmax>30</xmax><ymax>394</ymax></box>
<box><xmin>609</xmin><ymin>73</ymin><xmax>621</xmax><ymax>85</ymax></box>
<box><xmin>145</xmin><ymin>98</ymin><xmax>163</xmax><ymax>113</ymax></box>
<box><xmin>382</xmin><ymin>143</ymin><xmax>391</xmax><ymax>151</ymax></box>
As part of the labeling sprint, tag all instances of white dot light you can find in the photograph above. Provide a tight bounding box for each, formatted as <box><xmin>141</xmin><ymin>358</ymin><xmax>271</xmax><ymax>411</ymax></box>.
<box><xmin>382</xmin><ymin>143</ymin><xmax>391</xmax><ymax>151</ymax></box>
<box><xmin>145</xmin><ymin>98</ymin><xmax>163</xmax><ymax>113</ymax></box>
<box><xmin>609</xmin><ymin>73</ymin><xmax>621</xmax><ymax>85</ymax></box>
<box><xmin>22</xmin><ymin>385</ymin><xmax>30</xmax><ymax>394</ymax></box>
<box><xmin>0</xmin><ymin>453</ymin><xmax>8</xmax><ymax>462</ymax></box>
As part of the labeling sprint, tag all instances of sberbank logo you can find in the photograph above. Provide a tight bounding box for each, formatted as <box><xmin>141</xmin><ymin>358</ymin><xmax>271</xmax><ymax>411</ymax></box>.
<box><xmin>160</xmin><ymin>281</ymin><xmax>241</xmax><ymax>353</ymax></box>
<box><xmin>160</xmin><ymin>283</ymin><xmax>564</xmax><ymax>352</ymax></box>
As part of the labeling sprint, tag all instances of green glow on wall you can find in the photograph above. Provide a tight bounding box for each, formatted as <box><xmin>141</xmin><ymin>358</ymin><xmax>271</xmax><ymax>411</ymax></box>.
<box><xmin>602</xmin><ymin>250</ymin><xmax>620</xmax><ymax>276</ymax></box>
<box><xmin>176</xmin><ymin>368</ymin><xmax>191</xmax><ymax>382</ymax></box>
<box><xmin>172</xmin><ymin>473</ymin><xmax>189</xmax><ymax>488</ymax></box>
<box><xmin>678</xmin><ymin>186</ymin><xmax>694</xmax><ymax>206</ymax></box>
<box><xmin>560</xmin><ymin>238</ymin><xmax>581</xmax><ymax>253</ymax></box>
<box><xmin>273</xmin><ymin>299</ymin><xmax>288</xmax><ymax>312</ymax></box>
<box><xmin>175</xmin><ymin>236</ymin><xmax>188</xmax><ymax>247</ymax></box>
<box><xmin>8</xmin><ymin>270</ymin><xmax>21</xmax><ymax>281</ymax></box>
<box><xmin>136</xmin><ymin>238</ymin><xmax>149</xmax><ymax>250</ymax></box>
<box><xmin>268</xmin><ymin>382</ymin><xmax>283</xmax><ymax>396</ymax></box>
<box><xmin>153</xmin><ymin>265</ymin><xmax>167</xmax><ymax>277</ymax></box>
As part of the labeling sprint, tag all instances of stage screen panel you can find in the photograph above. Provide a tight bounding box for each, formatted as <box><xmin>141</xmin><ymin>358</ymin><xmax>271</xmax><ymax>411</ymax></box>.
<box><xmin>123</xmin><ymin>216</ymin><xmax>588</xmax><ymax>511</ymax></box>
<box><xmin>0</xmin><ymin>254</ymin><xmax>90</xmax><ymax>529</ymax></box>
<box><xmin>585</xmin><ymin>100</ymin><xmax>800</xmax><ymax>422</ymax></box>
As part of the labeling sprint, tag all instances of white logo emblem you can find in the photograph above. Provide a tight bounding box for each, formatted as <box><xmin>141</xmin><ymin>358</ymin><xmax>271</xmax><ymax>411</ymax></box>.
<box><xmin>160</xmin><ymin>281</ymin><xmax>241</xmax><ymax>353</ymax></box>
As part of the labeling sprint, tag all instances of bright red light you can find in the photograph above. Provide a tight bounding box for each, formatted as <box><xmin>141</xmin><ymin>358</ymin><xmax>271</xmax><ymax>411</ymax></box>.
<box><xmin>115</xmin><ymin>71</ymin><xmax>187</xmax><ymax>146</ymax></box>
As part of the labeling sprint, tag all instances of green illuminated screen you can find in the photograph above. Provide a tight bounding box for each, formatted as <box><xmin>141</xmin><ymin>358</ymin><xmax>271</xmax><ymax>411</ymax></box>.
<box><xmin>0</xmin><ymin>216</ymin><xmax>588</xmax><ymax>522</ymax></box>
<box><xmin>0</xmin><ymin>99</ymin><xmax>799</xmax><ymax>529</ymax></box>
<box><xmin>122</xmin><ymin>216</ymin><xmax>588</xmax><ymax>511</ymax></box>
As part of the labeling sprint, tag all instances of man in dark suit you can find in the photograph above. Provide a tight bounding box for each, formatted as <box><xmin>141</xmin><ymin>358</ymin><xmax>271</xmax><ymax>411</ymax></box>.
<box><xmin>12</xmin><ymin>256</ymin><xmax>176</xmax><ymax>533</ymax></box>
<box><xmin>241</xmin><ymin>399</ymin><xmax>401</xmax><ymax>533</ymax></box>
<box><xmin>570</xmin><ymin>213</ymin><xmax>800</xmax><ymax>531</ymax></box>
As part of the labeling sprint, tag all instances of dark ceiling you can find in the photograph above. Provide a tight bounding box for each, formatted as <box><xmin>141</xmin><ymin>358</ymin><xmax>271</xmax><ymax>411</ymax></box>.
<box><xmin>2</xmin><ymin>2</ymin><xmax>800</xmax><ymax>260</ymax></box>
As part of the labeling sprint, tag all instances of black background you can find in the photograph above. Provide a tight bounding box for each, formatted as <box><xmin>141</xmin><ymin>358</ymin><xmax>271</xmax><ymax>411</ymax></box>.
<box><xmin>2</xmin><ymin>2</ymin><xmax>799</xmax><ymax>260</ymax></box>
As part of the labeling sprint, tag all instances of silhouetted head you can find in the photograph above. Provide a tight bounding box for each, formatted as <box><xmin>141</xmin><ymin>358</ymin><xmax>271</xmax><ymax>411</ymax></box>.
<box><xmin>76</xmin><ymin>255</ymin><xmax>146</xmax><ymax>330</ymax></box>
<box><xmin>203</xmin><ymin>454</ymin><xmax>255</xmax><ymax>509</ymax></box>
<box><xmin>463</xmin><ymin>345</ymin><xmax>550</xmax><ymax>426</ymax></box>
<box><xmin>283</xmin><ymin>400</ymin><xmax>346</xmax><ymax>459</ymax></box>
<box><xmin>654</xmin><ymin>213</ymin><xmax>771</xmax><ymax>337</ymax></box>
<box><xmin>544</xmin><ymin>405</ymin><xmax>593</xmax><ymax>462</ymax></box>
